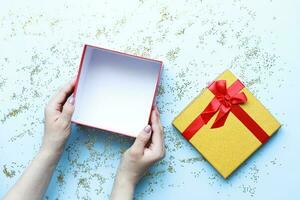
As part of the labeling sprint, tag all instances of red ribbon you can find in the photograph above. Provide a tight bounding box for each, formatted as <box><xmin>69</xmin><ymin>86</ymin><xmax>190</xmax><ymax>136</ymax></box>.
<box><xmin>182</xmin><ymin>80</ymin><xmax>270</xmax><ymax>144</ymax></box>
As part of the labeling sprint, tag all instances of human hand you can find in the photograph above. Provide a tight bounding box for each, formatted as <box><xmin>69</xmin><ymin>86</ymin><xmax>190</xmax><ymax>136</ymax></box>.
<box><xmin>42</xmin><ymin>78</ymin><xmax>76</xmax><ymax>155</ymax></box>
<box><xmin>115</xmin><ymin>106</ymin><xmax>165</xmax><ymax>186</ymax></box>
<box><xmin>3</xmin><ymin>78</ymin><xmax>76</xmax><ymax>200</ymax></box>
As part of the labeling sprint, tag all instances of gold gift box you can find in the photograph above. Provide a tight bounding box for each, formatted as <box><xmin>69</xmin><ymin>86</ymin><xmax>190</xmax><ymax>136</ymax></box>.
<box><xmin>172</xmin><ymin>70</ymin><xmax>280</xmax><ymax>178</ymax></box>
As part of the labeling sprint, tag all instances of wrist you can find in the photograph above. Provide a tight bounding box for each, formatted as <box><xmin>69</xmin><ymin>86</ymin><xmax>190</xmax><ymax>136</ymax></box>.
<box><xmin>40</xmin><ymin>140</ymin><xmax>66</xmax><ymax>157</ymax></box>
<box><xmin>111</xmin><ymin>172</ymin><xmax>136</xmax><ymax>200</ymax></box>
<box><xmin>39</xmin><ymin>145</ymin><xmax>63</xmax><ymax>162</ymax></box>
<box><xmin>115</xmin><ymin>170</ymin><xmax>137</xmax><ymax>188</ymax></box>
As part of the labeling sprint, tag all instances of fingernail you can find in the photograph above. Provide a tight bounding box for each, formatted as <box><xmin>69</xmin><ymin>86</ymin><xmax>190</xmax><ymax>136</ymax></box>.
<box><xmin>68</xmin><ymin>96</ymin><xmax>74</xmax><ymax>105</ymax></box>
<box><xmin>144</xmin><ymin>125</ymin><xmax>151</xmax><ymax>133</ymax></box>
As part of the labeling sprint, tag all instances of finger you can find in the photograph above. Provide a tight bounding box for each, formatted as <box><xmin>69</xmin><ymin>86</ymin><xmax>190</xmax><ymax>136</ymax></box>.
<box><xmin>130</xmin><ymin>125</ymin><xmax>152</xmax><ymax>155</ymax></box>
<box><xmin>58</xmin><ymin>95</ymin><xmax>75</xmax><ymax>124</ymax></box>
<box><xmin>150</xmin><ymin>106</ymin><xmax>164</xmax><ymax>151</ymax></box>
<box><xmin>48</xmin><ymin>78</ymin><xmax>76</xmax><ymax>113</ymax></box>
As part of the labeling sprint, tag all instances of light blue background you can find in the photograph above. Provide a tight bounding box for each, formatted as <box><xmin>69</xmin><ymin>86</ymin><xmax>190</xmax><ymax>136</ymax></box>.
<box><xmin>0</xmin><ymin>0</ymin><xmax>299</xmax><ymax>199</ymax></box>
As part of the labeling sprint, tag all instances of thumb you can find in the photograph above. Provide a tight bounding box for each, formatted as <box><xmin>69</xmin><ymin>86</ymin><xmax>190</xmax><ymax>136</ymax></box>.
<box><xmin>131</xmin><ymin>125</ymin><xmax>152</xmax><ymax>154</ymax></box>
<box><xmin>60</xmin><ymin>96</ymin><xmax>75</xmax><ymax>123</ymax></box>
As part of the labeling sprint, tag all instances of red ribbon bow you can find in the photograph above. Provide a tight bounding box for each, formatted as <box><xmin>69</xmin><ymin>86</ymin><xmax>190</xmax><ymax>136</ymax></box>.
<box><xmin>182</xmin><ymin>79</ymin><xmax>270</xmax><ymax>144</ymax></box>
<box><xmin>201</xmin><ymin>80</ymin><xmax>247</xmax><ymax>128</ymax></box>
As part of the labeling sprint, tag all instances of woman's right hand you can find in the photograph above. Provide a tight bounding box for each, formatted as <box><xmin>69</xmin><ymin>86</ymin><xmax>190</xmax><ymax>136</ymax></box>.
<box><xmin>110</xmin><ymin>106</ymin><xmax>165</xmax><ymax>200</ymax></box>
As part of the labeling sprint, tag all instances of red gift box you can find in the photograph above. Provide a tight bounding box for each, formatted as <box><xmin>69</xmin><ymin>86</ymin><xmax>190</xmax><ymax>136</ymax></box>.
<box><xmin>72</xmin><ymin>45</ymin><xmax>163</xmax><ymax>137</ymax></box>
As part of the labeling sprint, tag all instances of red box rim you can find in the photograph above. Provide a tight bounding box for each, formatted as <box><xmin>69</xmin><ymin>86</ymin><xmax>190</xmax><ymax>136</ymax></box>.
<box><xmin>71</xmin><ymin>44</ymin><xmax>163</xmax><ymax>138</ymax></box>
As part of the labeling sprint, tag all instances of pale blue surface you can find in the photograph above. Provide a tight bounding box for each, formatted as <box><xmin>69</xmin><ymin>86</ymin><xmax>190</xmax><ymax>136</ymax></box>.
<box><xmin>0</xmin><ymin>0</ymin><xmax>300</xmax><ymax>199</ymax></box>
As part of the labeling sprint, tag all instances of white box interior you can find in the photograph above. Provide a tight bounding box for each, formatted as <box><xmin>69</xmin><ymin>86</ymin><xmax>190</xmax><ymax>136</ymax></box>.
<box><xmin>72</xmin><ymin>46</ymin><xmax>162</xmax><ymax>137</ymax></box>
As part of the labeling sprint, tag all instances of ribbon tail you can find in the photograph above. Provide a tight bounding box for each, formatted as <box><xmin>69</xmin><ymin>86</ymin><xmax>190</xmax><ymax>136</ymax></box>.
<box><xmin>182</xmin><ymin>97</ymin><xmax>220</xmax><ymax>140</ymax></box>
<box><xmin>211</xmin><ymin>105</ymin><xmax>231</xmax><ymax>128</ymax></box>
<box><xmin>200</xmin><ymin>98</ymin><xmax>221</xmax><ymax>123</ymax></box>
<box><xmin>211</xmin><ymin>111</ymin><xmax>230</xmax><ymax>128</ymax></box>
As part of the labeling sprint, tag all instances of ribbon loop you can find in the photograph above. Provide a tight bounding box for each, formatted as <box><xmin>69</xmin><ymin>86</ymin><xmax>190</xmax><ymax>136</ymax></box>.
<box><xmin>208</xmin><ymin>80</ymin><xmax>247</xmax><ymax>128</ymax></box>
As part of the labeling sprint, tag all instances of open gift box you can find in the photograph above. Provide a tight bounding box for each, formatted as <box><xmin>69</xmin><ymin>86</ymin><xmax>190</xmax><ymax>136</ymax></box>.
<box><xmin>71</xmin><ymin>45</ymin><xmax>163</xmax><ymax>137</ymax></box>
